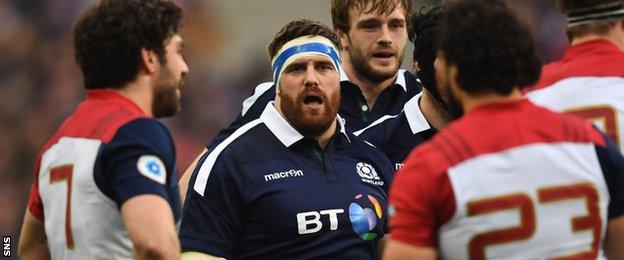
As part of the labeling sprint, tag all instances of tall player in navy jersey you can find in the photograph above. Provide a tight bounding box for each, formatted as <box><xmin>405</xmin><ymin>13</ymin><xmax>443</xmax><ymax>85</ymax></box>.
<box><xmin>385</xmin><ymin>0</ymin><xmax>624</xmax><ymax>259</ymax></box>
<box><xmin>527</xmin><ymin>0</ymin><xmax>624</xmax><ymax>155</ymax></box>
<box><xmin>180</xmin><ymin>20</ymin><xmax>394</xmax><ymax>259</ymax></box>
<box><xmin>18</xmin><ymin>0</ymin><xmax>188</xmax><ymax>259</ymax></box>
<box><xmin>355</xmin><ymin>7</ymin><xmax>452</xmax><ymax>170</ymax></box>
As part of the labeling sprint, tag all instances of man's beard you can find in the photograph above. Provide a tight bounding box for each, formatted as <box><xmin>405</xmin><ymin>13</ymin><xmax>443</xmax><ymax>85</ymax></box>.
<box><xmin>152</xmin><ymin>66</ymin><xmax>182</xmax><ymax>118</ymax></box>
<box><xmin>347</xmin><ymin>43</ymin><xmax>404</xmax><ymax>84</ymax></box>
<box><xmin>445</xmin><ymin>80</ymin><xmax>464</xmax><ymax>119</ymax></box>
<box><xmin>279</xmin><ymin>87</ymin><xmax>340</xmax><ymax>137</ymax></box>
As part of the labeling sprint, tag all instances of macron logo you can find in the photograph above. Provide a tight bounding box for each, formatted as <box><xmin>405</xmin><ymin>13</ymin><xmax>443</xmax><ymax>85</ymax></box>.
<box><xmin>264</xmin><ymin>169</ymin><xmax>304</xmax><ymax>182</ymax></box>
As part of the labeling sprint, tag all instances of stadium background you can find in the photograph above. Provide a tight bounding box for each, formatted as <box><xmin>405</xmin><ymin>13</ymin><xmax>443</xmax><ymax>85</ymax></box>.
<box><xmin>0</xmin><ymin>0</ymin><xmax>567</xmax><ymax>251</ymax></box>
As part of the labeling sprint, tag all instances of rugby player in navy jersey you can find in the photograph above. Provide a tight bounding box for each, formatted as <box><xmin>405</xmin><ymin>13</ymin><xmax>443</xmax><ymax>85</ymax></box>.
<box><xmin>207</xmin><ymin>0</ymin><xmax>419</xmax><ymax>147</ymax></box>
<box><xmin>18</xmin><ymin>1</ymin><xmax>188</xmax><ymax>259</ymax></box>
<box><xmin>385</xmin><ymin>0</ymin><xmax>624</xmax><ymax>259</ymax></box>
<box><xmin>355</xmin><ymin>6</ymin><xmax>453</xmax><ymax>170</ymax></box>
<box><xmin>179</xmin><ymin>20</ymin><xmax>394</xmax><ymax>259</ymax></box>
<box><xmin>180</xmin><ymin>0</ymin><xmax>419</xmax><ymax>201</ymax></box>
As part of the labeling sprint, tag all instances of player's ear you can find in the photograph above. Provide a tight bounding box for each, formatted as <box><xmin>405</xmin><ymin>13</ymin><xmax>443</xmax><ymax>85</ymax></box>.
<box><xmin>413</xmin><ymin>60</ymin><xmax>421</xmax><ymax>73</ymax></box>
<box><xmin>140</xmin><ymin>47</ymin><xmax>159</xmax><ymax>74</ymax></box>
<box><xmin>334</xmin><ymin>28</ymin><xmax>349</xmax><ymax>50</ymax></box>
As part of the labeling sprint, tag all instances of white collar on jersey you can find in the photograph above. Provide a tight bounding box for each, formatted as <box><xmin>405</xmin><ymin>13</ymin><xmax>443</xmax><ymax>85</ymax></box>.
<box><xmin>260</xmin><ymin>101</ymin><xmax>350</xmax><ymax>147</ymax></box>
<box><xmin>340</xmin><ymin>69</ymin><xmax>408</xmax><ymax>92</ymax></box>
<box><xmin>403</xmin><ymin>92</ymin><xmax>432</xmax><ymax>134</ymax></box>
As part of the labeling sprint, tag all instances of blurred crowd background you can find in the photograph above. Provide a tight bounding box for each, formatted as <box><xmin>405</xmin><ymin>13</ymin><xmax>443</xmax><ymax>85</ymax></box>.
<box><xmin>0</xmin><ymin>0</ymin><xmax>567</xmax><ymax>247</ymax></box>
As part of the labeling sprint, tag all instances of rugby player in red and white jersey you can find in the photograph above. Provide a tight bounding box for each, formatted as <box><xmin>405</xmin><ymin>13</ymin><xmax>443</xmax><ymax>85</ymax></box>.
<box><xmin>18</xmin><ymin>1</ymin><xmax>188</xmax><ymax>259</ymax></box>
<box><xmin>528</xmin><ymin>0</ymin><xmax>624</xmax><ymax>154</ymax></box>
<box><xmin>384</xmin><ymin>0</ymin><xmax>624</xmax><ymax>259</ymax></box>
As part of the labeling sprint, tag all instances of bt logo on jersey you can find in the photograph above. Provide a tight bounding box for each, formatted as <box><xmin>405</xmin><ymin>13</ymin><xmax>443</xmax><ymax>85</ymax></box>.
<box><xmin>297</xmin><ymin>209</ymin><xmax>344</xmax><ymax>234</ymax></box>
<box><xmin>295</xmin><ymin>194</ymin><xmax>383</xmax><ymax>239</ymax></box>
<box><xmin>349</xmin><ymin>194</ymin><xmax>383</xmax><ymax>240</ymax></box>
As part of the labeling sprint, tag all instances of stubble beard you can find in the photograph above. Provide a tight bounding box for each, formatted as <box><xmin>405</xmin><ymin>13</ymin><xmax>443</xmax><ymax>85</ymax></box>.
<box><xmin>347</xmin><ymin>42</ymin><xmax>404</xmax><ymax>84</ymax></box>
<box><xmin>152</xmin><ymin>66</ymin><xmax>182</xmax><ymax>118</ymax></box>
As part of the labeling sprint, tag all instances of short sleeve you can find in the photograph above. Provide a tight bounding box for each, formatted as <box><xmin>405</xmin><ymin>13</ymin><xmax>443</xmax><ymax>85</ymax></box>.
<box><xmin>179</xmin><ymin>147</ymin><xmax>246</xmax><ymax>258</ymax></box>
<box><xmin>389</xmin><ymin>144</ymin><xmax>455</xmax><ymax>248</ymax></box>
<box><xmin>594</xmin><ymin>133</ymin><xmax>624</xmax><ymax>219</ymax></box>
<box><xmin>98</xmin><ymin>118</ymin><xmax>178</xmax><ymax>207</ymax></box>
<box><xmin>207</xmin><ymin>83</ymin><xmax>275</xmax><ymax>150</ymax></box>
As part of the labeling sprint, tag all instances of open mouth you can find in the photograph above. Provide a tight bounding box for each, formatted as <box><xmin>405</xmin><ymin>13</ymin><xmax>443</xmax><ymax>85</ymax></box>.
<box><xmin>303</xmin><ymin>95</ymin><xmax>324</xmax><ymax>106</ymax></box>
<box><xmin>372</xmin><ymin>51</ymin><xmax>395</xmax><ymax>59</ymax></box>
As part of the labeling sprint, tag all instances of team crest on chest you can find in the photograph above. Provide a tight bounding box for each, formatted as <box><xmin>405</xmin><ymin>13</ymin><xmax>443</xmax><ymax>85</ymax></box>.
<box><xmin>356</xmin><ymin>162</ymin><xmax>384</xmax><ymax>186</ymax></box>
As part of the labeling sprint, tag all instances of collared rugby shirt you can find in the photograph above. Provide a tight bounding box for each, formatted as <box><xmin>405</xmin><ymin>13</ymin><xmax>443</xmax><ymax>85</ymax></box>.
<box><xmin>207</xmin><ymin>70</ymin><xmax>421</xmax><ymax>149</ymax></box>
<box><xmin>180</xmin><ymin>102</ymin><xmax>394</xmax><ymax>259</ymax></box>
<box><xmin>354</xmin><ymin>93</ymin><xmax>437</xmax><ymax>171</ymax></box>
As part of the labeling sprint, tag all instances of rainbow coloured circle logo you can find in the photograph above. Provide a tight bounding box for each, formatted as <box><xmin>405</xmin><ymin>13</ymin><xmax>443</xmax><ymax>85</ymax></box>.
<box><xmin>349</xmin><ymin>194</ymin><xmax>383</xmax><ymax>241</ymax></box>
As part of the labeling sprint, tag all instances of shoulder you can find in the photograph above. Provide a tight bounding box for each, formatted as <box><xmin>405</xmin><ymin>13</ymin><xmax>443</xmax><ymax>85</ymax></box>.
<box><xmin>111</xmin><ymin>118</ymin><xmax>174</xmax><ymax>147</ymax></box>
<box><xmin>348</xmin><ymin>133</ymin><xmax>393</xmax><ymax>166</ymax></box>
<box><xmin>241</xmin><ymin>82</ymin><xmax>276</xmax><ymax>116</ymax></box>
<box><xmin>402</xmin><ymin>69</ymin><xmax>422</xmax><ymax>93</ymax></box>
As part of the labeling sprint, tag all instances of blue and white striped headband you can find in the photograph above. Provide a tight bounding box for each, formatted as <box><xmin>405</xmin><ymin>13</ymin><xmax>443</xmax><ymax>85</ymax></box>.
<box><xmin>271</xmin><ymin>35</ymin><xmax>342</xmax><ymax>88</ymax></box>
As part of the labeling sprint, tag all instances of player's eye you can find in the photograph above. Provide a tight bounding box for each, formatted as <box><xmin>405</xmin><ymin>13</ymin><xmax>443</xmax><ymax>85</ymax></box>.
<box><xmin>286</xmin><ymin>64</ymin><xmax>305</xmax><ymax>73</ymax></box>
<box><xmin>359</xmin><ymin>21</ymin><xmax>379</xmax><ymax>30</ymax></box>
<box><xmin>390</xmin><ymin>21</ymin><xmax>405</xmax><ymax>29</ymax></box>
<box><xmin>317</xmin><ymin>64</ymin><xmax>334</xmax><ymax>72</ymax></box>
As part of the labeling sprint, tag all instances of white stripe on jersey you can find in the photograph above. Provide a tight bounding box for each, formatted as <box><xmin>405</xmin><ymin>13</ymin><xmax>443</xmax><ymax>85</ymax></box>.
<box><xmin>439</xmin><ymin>142</ymin><xmax>609</xmax><ymax>259</ymax></box>
<box><xmin>528</xmin><ymin>76</ymin><xmax>624</xmax><ymax>153</ymax></box>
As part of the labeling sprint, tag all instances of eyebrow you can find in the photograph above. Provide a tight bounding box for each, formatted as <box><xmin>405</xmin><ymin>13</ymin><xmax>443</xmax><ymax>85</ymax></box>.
<box><xmin>315</xmin><ymin>60</ymin><xmax>334</xmax><ymax>67</ymax></box>
<box><xmin>357</xmin><ymin>18</ymin><xmax>381</xmax><ymax>25</ymax></box>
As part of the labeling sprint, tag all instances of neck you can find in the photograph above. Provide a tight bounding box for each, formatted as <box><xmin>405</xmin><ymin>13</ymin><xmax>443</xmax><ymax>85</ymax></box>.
<box><xmin>570</xmin><ymin>31</ymin><xmax>624</xmax><ymax>51</ymax></box>
<box><xmin>315</xmin><ymin>118</ymin><xmax>338</xmax><ymax>149</ymax></box>
<box><xmin>461</xmin><ymin>88</ymin><xmax>524</xmax><ymax>114</ymax></box>
<box><xmin>115</xmin><ymin>77</ymin><xmax>154</xmax><ymax>117</ymax></box>
<box><xmin>342</xmin><ymin>56</ymin><xmax>397</xmax><ymax>109</ymax></box>
<box><xmin>419</xmin><ymin>89</ymin><xmax>452</xmax><ymax>130</ymax></box>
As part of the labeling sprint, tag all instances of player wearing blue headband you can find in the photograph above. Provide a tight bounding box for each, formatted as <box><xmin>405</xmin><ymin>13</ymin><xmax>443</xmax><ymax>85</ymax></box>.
<box><xmin>179</xmin><ymin>19</ymin><xmax>394</xmax><ymax>259</ymax></box>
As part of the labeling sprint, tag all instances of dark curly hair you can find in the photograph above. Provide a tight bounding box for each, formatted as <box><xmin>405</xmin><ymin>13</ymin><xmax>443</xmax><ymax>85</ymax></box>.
<box><xmin>438</xmin><ymin>0</ymin><xmax>541</xmax><ymax>95</ymax></box>
<box><xmin>267</xmin><ymin>19</ymin><xmax>341</xmax><ymax>59</ymax></box>
<box><xmin>73</xmin><ymin>0</ymin><xmax>183</xmax><ymax>89</ymax></box>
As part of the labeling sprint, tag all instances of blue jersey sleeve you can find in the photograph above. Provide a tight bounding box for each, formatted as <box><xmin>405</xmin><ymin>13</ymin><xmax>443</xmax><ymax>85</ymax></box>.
<box><xmin>97</xmin><ymin>118</ymin><xmax>180</xmax><ymax>213</ymax></box>
<box><xmin>207</xmin><ymin>83</ymin><xmax>276</xmax><ymax>150</ymax></box>
<box><xmin>179</xmin><ymin>147</ymin><xmax>246</xmax><ymax>258</ymax></box>
<box><xmin>595</xmin><ymin>133</ymin><xmax>624</xmax><ymax>219</ymax></box>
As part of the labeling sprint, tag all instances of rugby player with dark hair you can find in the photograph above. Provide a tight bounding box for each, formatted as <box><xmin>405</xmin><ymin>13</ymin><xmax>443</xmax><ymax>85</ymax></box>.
<box><xmin>179</xmin><ymin>19</ymin><xmax>394</xmax><ymax>259</ymax></box>
<box><xmin>19</xmin><ymin>0</ymin><xmax>188</xmax><ymax>259</ymax></box>
<box><xmin>385</xmin><ymin>0</ymin><xmax>624</xmax><ymax>259</ymax></box>
<box><xmin>528</xmin><ymin>0</ymin><xmax>624</xmax><ymax>155</ymax></box>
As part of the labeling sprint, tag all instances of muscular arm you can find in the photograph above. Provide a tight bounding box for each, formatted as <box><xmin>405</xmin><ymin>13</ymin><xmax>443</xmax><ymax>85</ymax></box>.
<box><xmin>121</xmin><ymin>195</ymin><xmax>179</xmax><ymax>260</ymax></box>
<box><xmin>179</xmin><ymin>149</ymin><xmax>207</xmax><ymax>204</ymax></box>
<box><xmin>18</xmin><ymin>210</ymin><xmax>50</xmax><ymax>260</ymax></box>
<box><xmin>605</xmin><ymin>216</ymin><xmax>624</xmax><ymax>259</ymax></box>
<box><xmin>382</xmin><ymin>239</ymin><xmax>436</xmax><ymax>260</ymax></box>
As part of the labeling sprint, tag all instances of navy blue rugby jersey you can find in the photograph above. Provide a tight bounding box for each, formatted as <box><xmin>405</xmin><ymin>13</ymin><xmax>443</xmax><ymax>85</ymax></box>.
<box><xmin>355</xmin><ymin>93</ymin><xmax>437</xmax><ymax>171</ymax></box>
<box><xmin>207</xmin><ymin>70</ymin><xmax>421</xmax><ymax>150</ymax></box>
<box><xmin>180</xmin><ymin>102</ymin><xmax>395</xmax><ymax>259</ymax></box>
